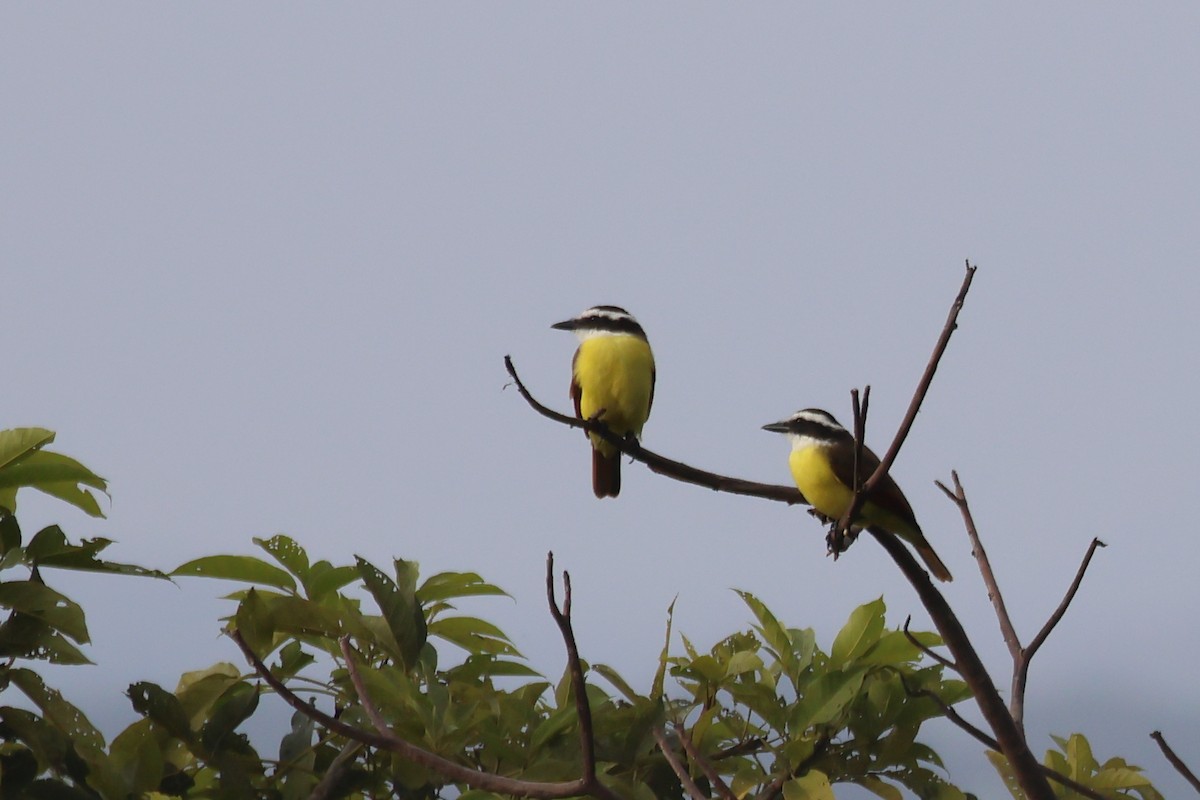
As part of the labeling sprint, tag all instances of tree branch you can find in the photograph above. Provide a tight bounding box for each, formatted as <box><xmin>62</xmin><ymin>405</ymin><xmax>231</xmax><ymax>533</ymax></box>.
<box><xmin>902</xmin><ymin>614</ymin><xmax>957</xmax><ymax>671</ymax></box>
<box><xmin>677</xmin><ymin>726</ymin><xmax>738</xmax><ymax>800</ymax></box>
<box><xmin>938</xmin><ymin>473</ymin><xmax>1104</xmax><ymax>734</ymax></box>
<box><xmin>869</xmin><ymin>529</ymin><xmax>1053</xmax><ymax>800</ymax></box>
<box><xmin>653</xmin><ymin>727</ymin><xmax>712</xmax><ymax>800</ymax></box>
<box><xmin>936</xmin><ymin>472</ymin><xmax>1021</xmax><ymax>661</ymax></box>
<box><xmin>836</xmin><ymin>261</ymin><xmax>976</xmax><ymax>536</ymax></box>
<box><xmin>890</xmin><ymin>670</ymin><xmax>1110</xmax><ymax>800</ymax></box>
<box><xmin>1151</xmin><ymin>731</ymin><xmax>1200</xmax><ymax>794</ymax></box>
<box><xmin>546</xmin><ymin>551</ymin><xmax>606</xmax><ymax>792</ymax></box>
<box><xmin>505</xmin><ymin>356</ymin><xmax>804</xmax><ymax>505</ymax></box>
<box><xmin>230</xmin><ymin>630</ymin><xmax>602</xmax><ymax>800</ymax></box>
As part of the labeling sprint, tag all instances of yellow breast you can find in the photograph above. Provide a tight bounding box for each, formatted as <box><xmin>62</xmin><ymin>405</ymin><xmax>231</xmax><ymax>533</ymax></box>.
<box><xmin>788</xmin><ymin>444</ymin><xmax>855</xmax><ymax>521</ymax></box>
<box><xmin>574</xmin><ymin>334</ymin><xmax>654</xmax><ymax>453</ymax></box>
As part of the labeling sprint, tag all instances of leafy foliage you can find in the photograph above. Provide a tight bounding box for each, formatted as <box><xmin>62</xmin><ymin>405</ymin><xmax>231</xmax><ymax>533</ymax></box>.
<box><xmin>0</xmin><ymin>430</ymin><xmax>1168</xmax><ymax>799</ymax></box>
<box><xmin>987</xmin><ymin>733</ymin><xmax>1164</xmax><ymax>800</ymax></box>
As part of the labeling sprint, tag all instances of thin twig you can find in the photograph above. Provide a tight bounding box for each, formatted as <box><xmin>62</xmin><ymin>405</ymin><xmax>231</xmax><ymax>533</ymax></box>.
<box><xmin>546</xmin><ymin>552</ymin><xmax>600</xmax><ymax>787</ymax></box>
<box><xmin>653</xmin><ymin>727</ymin><xmax>712</xmax><ymax>800</ymax></box>
<box><xmin>1025</xmin><ymin>537</ymin><xmax>1105</xmax><ymax>662</ymax></box>
<box><xmin>1151</xmin><ymin>731</ymin><xmax>1200</xmax><ymax>794</ymax></box>
<box><xmin>505</xmin><ymin>356</ymin><xmax>804</xmax><ymax>505</ymax></box>
<box><xmin>677</xmin><ymin>727</ymin><xmax>738</xmax><ymax>800</ymax></box>
<box><xmin>936</xmin><ymin>472</ymin><xmax>1021</xmax><ymax>660</ymax></box>
<box><xmin>229</xmin><ymin>630</ymin><xmax>599</xmax><ymax>800</ymax></box>
<box><xmin>902</xmin><ymin>615</ymin><xmax>957</xmax><ymax>671</ymax></box>
<box><xmin>836</xmin><ymin>262</ymin><xmax>976</xmax><ymax>534</ymax></box>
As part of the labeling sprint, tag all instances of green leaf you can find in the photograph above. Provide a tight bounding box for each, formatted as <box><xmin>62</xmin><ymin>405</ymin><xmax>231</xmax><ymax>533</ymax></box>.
<box><xmin>254</xmin><ymin>535</ymin><xmax>309</xmax><ymax>579</ymax></box>
<box><xmin>199</xmin><ymin>682</ymin><xmax>259</xmax><ymax>753</ymax></box>
<box><xmin>303</xmin><ymin>561</ymin><xmax>359</xmax><ymax>600</ymax></box>
<box><xmin>0</xmin><ymin>513</ymin><xmax>21</xmax><ymax>556</ymax></box>
<box><xmin>25</xmin><ymin>532</ymin><xmax>168</xmax><ymax>579</ymax></box>
<box><xmin>0</xmin><ymin>581</ymin><xmax>89</xmax><ymax>643</ymax></box>
<box><xmin>985</xmin><ymin>750</ymin><xmax>1023</xmax><ymax>800</ymax></box>
<box><xmin>790</xmin><ymin>668</ymin><xmax>866</xmax><ymax>730</ymax></box>
<box><xmin>0</xmin><ymin>707</ymin><xmax>71</xmax><ymax>773</ymax></box>
<box><xmin>109</xmin><ymin>721</ymin><xmax>164</xmax><ymax>795</ymax></box>
<box><xmin>173</xmin><ymin>555</ymin><xmax>297</xmax><ymax>591</ymax></box>
<box><xmin>0</xmin><ymin>428</ymin><xmax>56</xmax><ymax>469</ymax></box>
<box><xmin>417</xmin><ymin>571</ymin><xmax>509</xmax><ymax>603</ymax></box>
<box><xmin>853</xmin><ymin>776</ymin><xmax>904</xmax><ymax>800</ymax></box>
<box><xmin>235</xmin><ymin>588</ymin><xmax>276</xmax><ymax>657</ymax></box>
<box><xmin>127</xmin><ymin>682</ymin><xmax>195</xmax><ymax>743</ymax></box>
<box><xmin>594</xmin><ymin>664</ymin><xmax>641</xmax><ymax>703</ymax></box>
<box><xmin>737</xmin><ymin>590</ymin><xmax>799</xmax><ymax>683</ymax></box>
<box><xmin>267</xmin><ymin>596</ymin><xmax>346</xmax><ymax>639</ymax></box>
<box><xmin>783</xmin><ymin>770</ymin><xmax>835</xmax><ymax>800</ymax></box>
<box><xmin>830</xmin><ymin>597</ymin><xmax>886</xmax><ymax>667</ymax></box>
<box><xmin>428</xmin><ymin>615</ymin><xmax>518</xmax><ymax>656</ymax></box>
<box><xmin>7</xmin><ymin>667</ymin><xmax>125</xmax><ymax>794</ymax></box>
<box><xmin>651</xmin><ymin>598</ymin><xmax>675</xmax><ymax>701</ymax></box>
<box><xmin>0</xmin><ymin>449</ymin><xmax>108</xmax><ymax>517</ymax></box>
<box><xmin>0</xmin><ymin>613</ymin><xmax>93</xmax><ymax>664</ymax></box>
<box><xmin>356</xmin><ymin>556</ymin><xmax>427</xmax><ymax>670</ymax></box>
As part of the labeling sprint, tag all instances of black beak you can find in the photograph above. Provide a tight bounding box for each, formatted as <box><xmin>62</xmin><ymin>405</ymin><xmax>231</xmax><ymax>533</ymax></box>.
<box><xmin>550</xmin><ymin>318</ymin><xmax>576</xmax><ymax>331</ymax></box>
<box><xmin>762</xmin><ymin>421</ymin><xmax>791</xmax><ymax>433</ymax></box>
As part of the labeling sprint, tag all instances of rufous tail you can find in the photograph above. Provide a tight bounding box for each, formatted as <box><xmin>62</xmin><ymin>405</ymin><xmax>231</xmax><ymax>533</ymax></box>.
<box><xmin>592</xmin><ymin>448</ymin><xmax>620</xmax><ymax>498</ymax></box>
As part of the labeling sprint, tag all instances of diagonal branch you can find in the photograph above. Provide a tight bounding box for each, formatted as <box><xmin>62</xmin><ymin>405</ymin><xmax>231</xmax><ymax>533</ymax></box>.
<box><xmin>505</xmin><ymin>356</ymin><xmax>804</xmax><ymax>505</ymax></box>
<box><xmin>890</xmin><ymin>670</ymin><xmax>1111</xmax><ymax>800</ymax></box>
<box><xmin>653</xmin><ymin>727</ymin><xmax>712</xmax><ymax>800</ymax></box>
<box><xmin>677</xmin><ymin>726</ymin><xmax>738</xmax><ymax>800</ymax></box>
<box><xmin>836</xmin><ymin>262</ymin><xmax>976</xmax><ymax>536</ymax></box>
<box><xmin>936</xmin><ymin>472</ymin><xmax>1021</xmax><ymax>660</ymax></box>
<box><xmin>1151</xmin><ymin>731</ymin><xmax>1200</xmax><ymax>794</ymax></box>
<box><xmin>938</xmin><ymin>472</ymin><xmax>1105</xmax><ymax>734</ymax></box>
<box><xmin>229</xmin><ymin>630</ymin><xmax>593</xmax><ymax>800</ymax></box>
<box><xmin>903</xmin><ymin>614</ymin><xmax>957</xmax><ymax>671</ymax></box>
<box><xmin>1025</xmin><ymin>536</ymin><xmax>1105</xmax><ymax>661</ymax></box>
<box><xmin>869</xmin><ymin>529</ymin><xmax>1053</xmax><ymax>800</ymax></box>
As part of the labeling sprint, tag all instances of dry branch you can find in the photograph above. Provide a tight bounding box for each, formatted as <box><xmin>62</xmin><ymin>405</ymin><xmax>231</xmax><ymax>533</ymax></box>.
<box><xmin>1151</xmin><ymin>731</ymin><xmax>1200</xmax><ymax>794</ymax></box>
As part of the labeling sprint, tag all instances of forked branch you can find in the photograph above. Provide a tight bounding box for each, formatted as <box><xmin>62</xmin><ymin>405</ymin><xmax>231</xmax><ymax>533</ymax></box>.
<box><xmin>937</xmin><ymin>471</ymin><xmax>1105</xmax><ymax>733</ymax></box>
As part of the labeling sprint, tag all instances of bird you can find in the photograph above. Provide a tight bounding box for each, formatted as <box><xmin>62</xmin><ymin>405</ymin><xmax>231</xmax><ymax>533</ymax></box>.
<box><xmin>762</xmin><ymin>408</ymin><xmax>952</xmax><ymax>581</ymax></box>
<box><xmin>551</xmin><ymin>305</ymin><xmax>655</xmax><ymax>498</ymax></box>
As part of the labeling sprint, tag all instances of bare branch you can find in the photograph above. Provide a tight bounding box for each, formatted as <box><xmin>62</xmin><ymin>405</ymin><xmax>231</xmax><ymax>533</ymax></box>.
<box><xmin>869</xmin><ymin>528</ymin><xmax>1054</xmax><ymax>800</ymax></box>
<box><xmin>1151</xmin><ymin>731</ymin><xmax>1200</xmax><ymax>794</ymax></box>
<box><xmin>941</xmin><ymin>471</ymin><xmax>1105</xmax><ymax>733</ymax></box>
<box><xmin>546</xmin><ymin>552</ymin><xmax>601</xmax><ymax>786</ymax></box>
<box><xmin>936</xmin><ymin>472</ymin><xmax>1022</xmax><ymax>661</ymax></box>
<box><xmin>230</xmin><ymin>630</ymin><xmax>594</xmax><ymax>799</ymax></box>
<box><xmin>863</xmin><ymin>262</ymin><xmax>976</xmax><ymax>497</ymax></box>
<box><xmin>677</xmin><ymin>727</ymin><xmax>738</xmax><ymax>800</ymax></box>
<box><xmin>835</xmin><ymin>262</ymin><xmax>975</xmax><ymax>546</ymax></box>
<box><xmin>505</xmin><ymin>355</ymin><xmax>804</xmax><ymax>505</ymax></box>
<box><xmin>902</xmin><ymin>614</ymin><xmax>957</xmax><ymax>671</ymax></box>
<box><xmin>1025</xmin><ymin>537</ymin><xmax>1105</xmax><ymax>661</ymax></box>
<box><xmin>653</xmin><ymin>727</ymin><xmax>712</xmax><ymax>800</ymax></box>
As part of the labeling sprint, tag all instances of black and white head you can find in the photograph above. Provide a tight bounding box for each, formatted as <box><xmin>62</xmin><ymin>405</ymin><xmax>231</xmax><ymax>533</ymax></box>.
<box><xmin>551</xmin><ymin>305</ymin><xmax>648</xmax><ymax>342</ymax></box>
<box><xmin>761</xmin><ymin>408</ymin><xmax>851</xmax><ymax>448</ymax></box>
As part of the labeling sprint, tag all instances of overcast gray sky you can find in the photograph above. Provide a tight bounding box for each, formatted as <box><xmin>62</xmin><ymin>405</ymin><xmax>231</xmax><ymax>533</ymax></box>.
<box><xmin>5</xmin><ymin>5</ymin><xmax>1199</xmax><ymax>797</ymax></box>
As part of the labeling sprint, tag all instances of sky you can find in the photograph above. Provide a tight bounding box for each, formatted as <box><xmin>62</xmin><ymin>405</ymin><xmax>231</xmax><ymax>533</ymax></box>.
<box><xmin>4</xmin><ymin>4</ymin><xmax>1200</xmax><ymax>797</ymax></box>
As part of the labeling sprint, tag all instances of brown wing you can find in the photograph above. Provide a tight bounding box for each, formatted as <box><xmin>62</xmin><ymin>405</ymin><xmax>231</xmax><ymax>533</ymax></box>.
<box><xmin>826</xmin><ymin>441</ymin><xmax>919</xmax><ymax>530</ymax></box>
<box><xmin>647</xmin><ymin>364</ymin><xmax>656</xmax><ymax>418</ymax></box>
<box><xmin>569</xmin><ymin>349</ymin><xmax>587</xmax><ymax>438</ymax></box>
